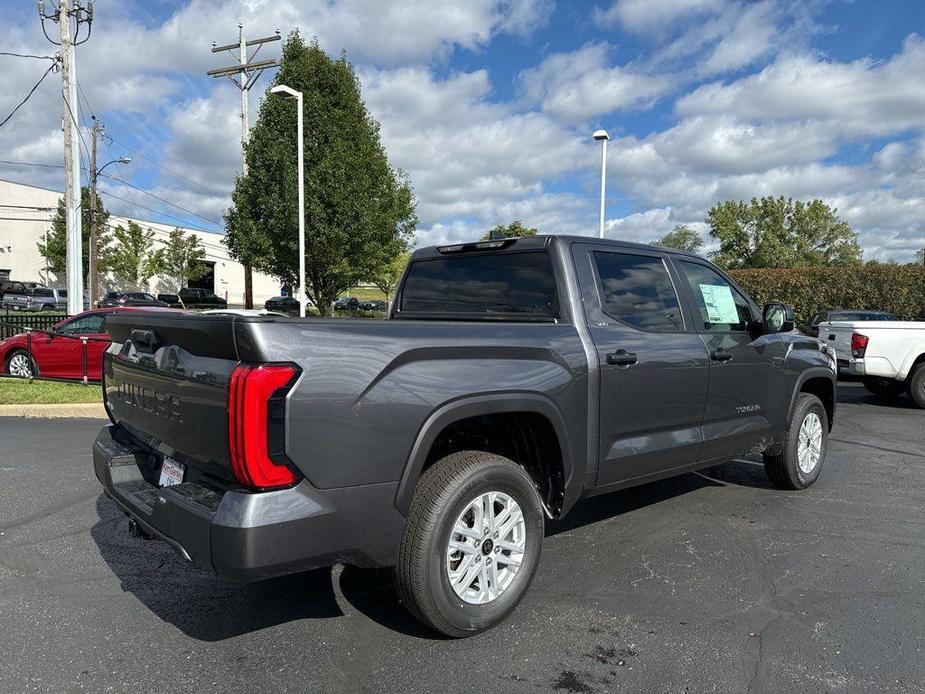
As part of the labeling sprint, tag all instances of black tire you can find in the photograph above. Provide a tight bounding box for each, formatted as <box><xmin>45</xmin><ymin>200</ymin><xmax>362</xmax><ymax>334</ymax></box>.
<box><xmin>395</xmin><ymin>451</ymin><xmax>545</xmax><ymax>638</ymax></box>
<box><xmin>905</xmin><ymin>363</ymin><xmax>925</xmax><ymax>409</ymax></box>
<box><xmin>5</xmin><ymin>349</ymin><xmax>37</xmax><ymax>378</ymax></box>
<box><xmin>763</xmin><ymin>393</ymin><xmax>829</xmax><ymax>490</ymax></box>
<box><xmin>862</xmin><ymin>376</ymin><xmax>905</xmax><ymax>398</ymax></box>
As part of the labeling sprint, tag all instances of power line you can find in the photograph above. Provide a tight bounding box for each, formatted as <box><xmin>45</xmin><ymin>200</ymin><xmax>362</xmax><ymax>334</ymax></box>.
<box><xmin>0</xmin><ymin>51</ymin><xmax>57</xmax><ymax>60</ymax></box>
<box><xmin>0</xmin><ymin>159</ymin><xmax>64</xmax><ymax>169</ymax></box>
<box><xmin>106</xmin><ymin>136</ymin><xmax>228</xmax><ymax>198</ymax></box>
<box><xmin>0</xmin><ymin>61</ymin><xmax>58</xmax><ymax>129</ymax></box>
<box><xmin>96</xmin><ymin>189</ymin><xmax>220</xmax><ymax>233</ymax></box>
<box><xmin>100</xmin><ymin>173</ymin><xmax>222</xmax><ymax>226</ymax></box>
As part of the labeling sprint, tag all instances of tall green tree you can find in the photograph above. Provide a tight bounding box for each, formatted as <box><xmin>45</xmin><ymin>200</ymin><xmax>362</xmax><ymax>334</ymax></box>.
<box><xmin>480</xmin><ymin>220</ymin><xmax>538</xmax><ymax>240</ymax></box>
<box><xmin>108</xmin><ymin>221</ymin><xmax>160</xmax><ymax>289</ymax></box>
<box><xmin>707</xmin><ymin>196</ymin><xmax>862</xmax><ymax>269</ymax></box>
<box><xmin>369</xmin><ymin>250</ymin><xmax>410</xmax><ymax>305</ymax></box>
<box><xmin>150</xmin><ymin>227</ymin><xmax>208</xmax><ymax>292</ymax></box>
<box><xmin>36</xmin><ymin>187</ymin><xmax>112</xmax><ymax>283</ymax></box>
<box><xmin>225</xmin><ymin>33</ymin><xmax>416</xmax><ymax>316</ymax></box>
<box><xmin>653</xmin><ymin>224</ymin><xmax>703</xmax><ymax>253</ymax></box>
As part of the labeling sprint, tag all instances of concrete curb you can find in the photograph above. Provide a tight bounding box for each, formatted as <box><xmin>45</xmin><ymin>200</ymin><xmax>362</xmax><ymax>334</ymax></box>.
<box><xmin>0</xmin><ymin>402</ymin><xmax>107</xmax><ymax>419</ymax></box>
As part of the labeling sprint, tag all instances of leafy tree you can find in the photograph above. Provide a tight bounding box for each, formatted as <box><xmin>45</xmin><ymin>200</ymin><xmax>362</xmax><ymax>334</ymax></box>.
<box><xmin>707</xmin><ymin>196</ymin><xmax>862</xmax><ymax>269</ymax></box>
<box><xmin>369</xmin><ymin>250</ymin><xmax>410</xmax><ymax>305</ymax></box>
<box><xmin>480</xmin><ymin>220</ymin><xmax>538</xmax><ymax>240</ymax></box>
<box><xmin>36</xmin><ymin>187</ymin><xmax>112</xmax><ymax>283</ymax></box>
<box><xmin>653</xmin><ymin>224</ymin><xmax>703</xmax><ymax>253</ymax></box>
<box><xmin>149</xmin><ymin>227</ymin><xmax>207</xmax><ymax>292</ymax></box>
<box><xmin>108</xmin><ymin>221</ymin><xmax>159</xmax><ymax>289</ymax></box>
<box><xmin>225</xmin><ymin>33</ymin><xmax>416</xmax><ymax>316</ymax></box>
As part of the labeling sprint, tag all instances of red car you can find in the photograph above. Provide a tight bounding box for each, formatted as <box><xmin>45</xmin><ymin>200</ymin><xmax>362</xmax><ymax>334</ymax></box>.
<box><xmin>0</xmin><ymin>307</ymin><xmax>171</xmax><ymax>381</ymax></box>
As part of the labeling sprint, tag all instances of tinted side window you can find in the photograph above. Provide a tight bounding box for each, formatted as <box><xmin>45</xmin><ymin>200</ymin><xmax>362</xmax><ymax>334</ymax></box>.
<box><xmin>400</xmin><ymin>251</ymin><xmax>558</xmax><ymax>317</ymax></box>
<box><xmin>592</xmin><ymin>252</ymin><xmax>684</xmax><ymax>333</ymax></box>
<box><xmin>58</xmin><ymin>314</ymin><xmax>106</xmax><ymax>335</ymax></box>
<box><xmin>677</xmin><ymin>261</ymin><xmax>753</xmax><ymax>332</ymax></box>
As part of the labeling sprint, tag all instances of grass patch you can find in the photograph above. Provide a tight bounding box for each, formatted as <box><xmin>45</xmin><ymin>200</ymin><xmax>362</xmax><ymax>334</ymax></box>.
<box><xmin>342</xmin><ymin>286</ymin><xmax>388</xmax><ymax>302</ymax></box>
<box><xmin>0</xmin><ymin>378</ymin><xmax>102</xmax><ymax>405</ymax></box>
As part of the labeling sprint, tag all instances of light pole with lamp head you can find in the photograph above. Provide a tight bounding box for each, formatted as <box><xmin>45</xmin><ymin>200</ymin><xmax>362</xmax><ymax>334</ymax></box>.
<box><xmin>593</xmin><ymin>129</ymin><xmax>609</xmax><ymax>239</ymax></box>
<box><xmin>89</xmin><ymin>154</ymin><xmax>131</xmax><ymax>306</ymax></box>
<box><xmin>270</xmin><ymin>84</ymin><xmax>306</xmax><ymax>318</ymax></box>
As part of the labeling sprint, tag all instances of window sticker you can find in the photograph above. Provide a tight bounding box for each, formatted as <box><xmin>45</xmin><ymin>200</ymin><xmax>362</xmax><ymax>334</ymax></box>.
<box><xmin>699</xmin><ymin>284</ymin><xmax>739</xmax><ymax>324</ymax></box>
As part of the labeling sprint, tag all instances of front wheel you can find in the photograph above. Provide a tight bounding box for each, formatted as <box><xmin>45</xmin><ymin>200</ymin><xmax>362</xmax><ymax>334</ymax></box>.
<box><xmin>763</xmin><ymin>393</ymin><xmax>829</xmax><ymax>490</ymax></box>
<box><xmin>862</xmin><ymin>376</ymin><xmax>904</xmax><ymax>398</ymax></box>
<box><xmin>5</xmin><ymin>349</ymin><xmax>35</xmax><ymax>378</ymax></box>
<box><xmin>395</xmin><ymin>451</ymin><xmax>545</xmax><ymax>637</ymax></box>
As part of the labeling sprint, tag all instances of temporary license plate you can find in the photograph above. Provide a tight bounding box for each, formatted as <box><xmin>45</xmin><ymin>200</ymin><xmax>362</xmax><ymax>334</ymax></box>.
<box><xmin>158</xmin><ymin>457</ymin><xmax>185</xmax><ymax>487</ymax></box>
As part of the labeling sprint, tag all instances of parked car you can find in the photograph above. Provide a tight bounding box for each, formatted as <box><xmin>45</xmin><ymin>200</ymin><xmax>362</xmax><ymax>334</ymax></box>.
<box><xmin>802</xmin><ymin>309</ymin><xmax>896</xmax><ymax>337</ymax></box>
<box><xmin>98</xmin><ymin>291</ymin><xmax>169</xmax><ymax>308</ymax></box>
<box><xmin>201</xmin><ymin>309</ymin><xmax>289</xmax><ymax>318</ymax></box>
<box><xmin>157</xmin><ymin>293</ymin><xmax>184</xmax><ymax>309</ymax></box>
<box><xmin>0</xmin><ymin>307</ymin><xmax>172</xmax><ymax>380</ymax></box>
<box><xmin>821</xmin><ymin>318</ymin><xmax>925</xmax><ymax>407</ymax></box>
<box><xmin>359</xmin><ymin>299</ymin><xmax>387</xmax><ymax>312</ymax></box>
<box><xmin>1</xmin><ymin>286</ymin><xmax>63</xmax><ymax>311</ymax></box>
<box><xmin>0</xmin><ymin>280</ymin><xmax>40</xmax><ymax>300</ymax></box>
<box><xmin>93</xmin><ymin>235</ymin><xmax>835</xmax><ymax>637</ymax></box>
<box><xmin>178</xmin><ymin>287</ymin><xmax>227</xmax><ymax>309</ymax></box>
<box><xmin>264</xmin><ymin>296</ymin><xmax>301</xmax><ymax>313</ymax></box>
<box><xmin>333</xmin><ymin>296</ymin><xmax>359</xmax><ymax>311</ymax></box>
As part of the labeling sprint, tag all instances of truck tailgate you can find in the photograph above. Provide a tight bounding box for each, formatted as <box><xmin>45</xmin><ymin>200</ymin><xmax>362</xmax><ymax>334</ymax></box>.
<box><xmin>103</xmin><ymin>313</ymin><xmax>241</xmax><ymax>485</ymax></box>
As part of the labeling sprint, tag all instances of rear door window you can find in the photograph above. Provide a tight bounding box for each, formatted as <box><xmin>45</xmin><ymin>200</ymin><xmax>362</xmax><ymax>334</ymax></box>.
<box><xmin>677</xmin><ymin>261</ymin><xmax>754</xmax><ymax>332</ymax></box>
<box><xmin>399</xmin><ymin>251</ymin><xmax>559</xmax><ymax>319</ymax></box>
<box><xmin>592</xmin><ymin>251</ymin><xmax>684</xmax><ymax>332</ymax></box>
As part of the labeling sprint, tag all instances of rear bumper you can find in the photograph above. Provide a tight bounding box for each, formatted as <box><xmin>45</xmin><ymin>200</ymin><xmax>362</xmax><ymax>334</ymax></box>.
<box><xmin>93</xmin><ymin>426</ymin><xmax>405</xmax><ymax>581</ymax></box>
<box><xmin>838</xmin><ymin>357</ymin><xmax>865</xmax><ymax>376</ymax></box>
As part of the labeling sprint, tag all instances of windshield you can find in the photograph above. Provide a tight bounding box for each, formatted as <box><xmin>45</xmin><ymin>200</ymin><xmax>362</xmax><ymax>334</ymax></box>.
<box><xmin>831</xmin><ymin>312</ymin><xmax>895</xmax><ymax>321</ymax></box>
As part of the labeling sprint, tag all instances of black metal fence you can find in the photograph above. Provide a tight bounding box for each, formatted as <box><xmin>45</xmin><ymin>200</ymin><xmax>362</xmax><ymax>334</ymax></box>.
<box><xmin>1</xmin><ymin>310</ymin><xmax>69</xmax><ymax>339</ymax></box>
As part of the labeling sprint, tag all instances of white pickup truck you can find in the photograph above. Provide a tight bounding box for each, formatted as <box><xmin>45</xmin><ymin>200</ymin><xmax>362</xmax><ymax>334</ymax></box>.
<box><xmin>821</xmin><ymin>320</ymin><xmax>925</xmax><ymax>408</ymax></box>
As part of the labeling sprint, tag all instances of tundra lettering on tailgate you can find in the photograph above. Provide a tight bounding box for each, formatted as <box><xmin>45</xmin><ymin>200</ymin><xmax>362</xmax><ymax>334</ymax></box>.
<box><xmin>113</xmin><ymin>381</ymin><xmax>183</xmax><ymax>423</ymax></box>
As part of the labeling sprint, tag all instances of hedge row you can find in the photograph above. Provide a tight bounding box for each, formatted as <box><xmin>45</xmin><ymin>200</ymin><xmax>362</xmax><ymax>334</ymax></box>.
<box><xmin>728</xmin><ymin>266</ymin><xmax>925</xmax><ymax>322</ymax></box>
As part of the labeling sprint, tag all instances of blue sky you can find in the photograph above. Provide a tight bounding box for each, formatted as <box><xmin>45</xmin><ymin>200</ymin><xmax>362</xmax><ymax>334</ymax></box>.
<box><xmin>1</xmin><ymin>0</ymin><xmax>924</xmax><ymax>260</ymax></box>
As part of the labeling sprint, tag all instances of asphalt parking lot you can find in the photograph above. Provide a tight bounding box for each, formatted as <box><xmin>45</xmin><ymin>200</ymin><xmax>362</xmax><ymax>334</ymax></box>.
<box><xmin>1</xmin><ymin>381</ymin><xmax>923</xmax><ymax>693</ymax></box>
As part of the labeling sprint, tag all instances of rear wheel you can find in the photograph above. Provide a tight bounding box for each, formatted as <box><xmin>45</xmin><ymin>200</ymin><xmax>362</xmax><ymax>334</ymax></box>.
<box><xmin>395</xmin><ymin>451</ymin><xmax>544</xmax><ymax>637</ymax></box>
<box><xmin>906</xmin><ymin>363</ymin><xmax>925</xmax><ymax>409</ymax></box>
<box><xmin>862</xmin><ymin>376</ymin><xmax>904</xmax><ymax>398</ymax></box>
<box><xmin>763</xmin><ymin>393</ymin><xmax>828</xmax><ymax>490</ymax></box>
<box><xmin>5</xmin><ymin>349</ymin><xmax>35</xmax><ymax>378</ymax></box>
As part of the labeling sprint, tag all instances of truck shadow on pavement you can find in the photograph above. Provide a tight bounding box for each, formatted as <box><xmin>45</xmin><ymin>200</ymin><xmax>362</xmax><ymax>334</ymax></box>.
<box><xmin>836</xmin><ymin>380</ymin><xmax>919</xmax><ymax>409</ymax></box>
<box><xmin>89</xmin><ymin>460</ymin><xmax>779</xmax><ymax>641</ymax></box>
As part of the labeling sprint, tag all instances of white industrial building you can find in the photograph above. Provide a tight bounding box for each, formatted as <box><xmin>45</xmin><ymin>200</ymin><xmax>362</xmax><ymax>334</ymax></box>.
<box><xmin>0</xmin><ymin>178</ymin><xmax>282</xmax><ymax>305</ymax></box>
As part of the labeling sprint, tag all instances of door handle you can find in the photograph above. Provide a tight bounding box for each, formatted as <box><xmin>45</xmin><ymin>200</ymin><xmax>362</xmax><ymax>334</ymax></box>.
<box><xmin>710</xmin><ymin>348</ymin><xmax>733</xmax><ymax>362</ymax></box>
<box><xmin>606</xmin><ymin>349</ymin><xmax>638</xmax><ymax>366</ymax></box>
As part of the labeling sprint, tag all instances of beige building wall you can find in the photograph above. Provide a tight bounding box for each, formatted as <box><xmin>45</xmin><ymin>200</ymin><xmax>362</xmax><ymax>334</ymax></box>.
<box><xmin>0</xmin><ymin>178</ymin><xmax>282</xmax><ymax>306</ymax></box>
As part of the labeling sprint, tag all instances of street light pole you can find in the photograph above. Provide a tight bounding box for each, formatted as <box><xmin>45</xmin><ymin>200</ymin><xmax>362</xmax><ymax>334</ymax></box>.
<box><xmin>593</xmin><ymin>130</ymin><xmax>610</xmax><ymax>239</ymax></box>
<box><xmin>270</xmin><ymin>84</ymin><xmax>306</xmax><ymax>318</ymax></box>
<box><xmin>88</xmin><ymin>118</ymin><xmax>130</xmax><ymax>305</ymax></box>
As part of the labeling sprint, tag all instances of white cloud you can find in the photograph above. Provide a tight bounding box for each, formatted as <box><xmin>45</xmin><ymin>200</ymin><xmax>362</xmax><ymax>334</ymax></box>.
<box><xmin>678</xmin><ymin>35</ymin><xmax>925</xmax><ymax>137</ymax></box>
<box><xmin>594</xmin><ymin>0</ymin><xmax>722</xmax><ymax>33</ymax></box>
<box><xmin>519</xmin><ymin>42</ymin><xmax>674</xmax><ymax>121</ymax></box>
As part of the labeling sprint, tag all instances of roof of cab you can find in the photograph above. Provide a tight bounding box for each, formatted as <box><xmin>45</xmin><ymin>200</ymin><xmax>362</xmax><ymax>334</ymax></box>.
<box><xmin>411</xmin><ymin>234</ymin><xmax>707</xmax><ymax>261</ymax></box>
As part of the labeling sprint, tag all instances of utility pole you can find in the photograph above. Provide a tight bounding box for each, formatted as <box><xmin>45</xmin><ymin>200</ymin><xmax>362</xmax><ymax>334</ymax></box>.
<box><xmin>208</xmin><ymin>24</ymin><xmax>280</xmax><ymax>308</ymax></box>
<box><xmin>88</xmin><ymin>119</ymin><xmax>99</xmax><ymax>306</ymax></box>
<box><xmin>39</xmin><ymin>0</ymin><xmax>93</xmax><ymax>315</ymax></box>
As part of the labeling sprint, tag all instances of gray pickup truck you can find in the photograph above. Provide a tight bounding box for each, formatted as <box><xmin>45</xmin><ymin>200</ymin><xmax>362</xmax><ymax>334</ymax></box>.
<box><xmin>92</xmin><ymin>235</ymin><xmax>836</xmax><ymax>636</ymax></box>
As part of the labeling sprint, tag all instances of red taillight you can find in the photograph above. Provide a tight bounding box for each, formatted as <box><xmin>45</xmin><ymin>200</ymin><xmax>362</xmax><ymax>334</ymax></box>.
<box><xmin>851</xmin><ymin>333</ymin><xmax>869</xmax><ymax>358</ymax></box>
<box><xmin>228</xmin><ymin>363</ymin><xmax>299</xmax><ymax>489</ymax></box>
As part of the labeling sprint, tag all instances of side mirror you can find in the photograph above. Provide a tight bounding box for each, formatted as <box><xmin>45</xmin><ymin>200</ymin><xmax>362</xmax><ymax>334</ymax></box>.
<box><xmin>763</xmin><ymin>302</ymin><xmax>795</xmax><ymax>334</ymax></box>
